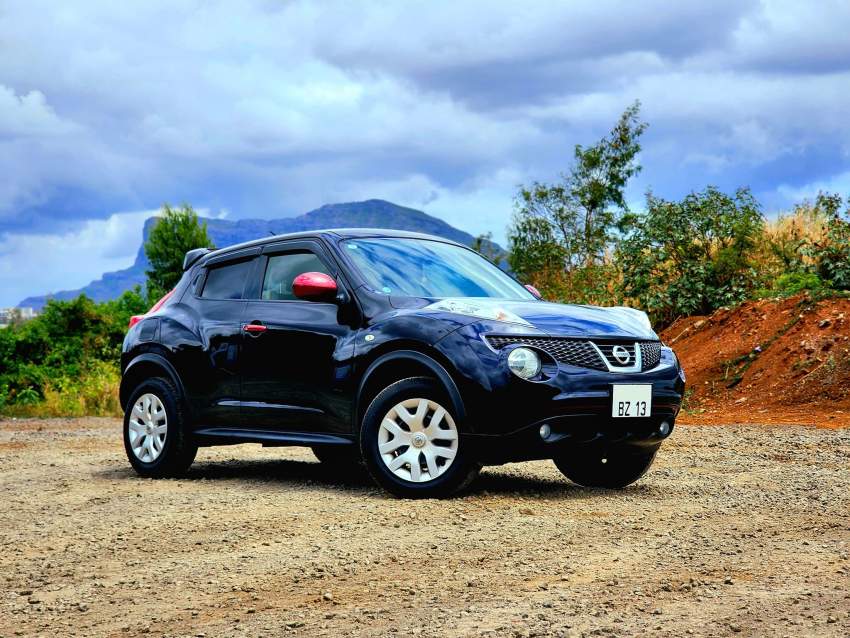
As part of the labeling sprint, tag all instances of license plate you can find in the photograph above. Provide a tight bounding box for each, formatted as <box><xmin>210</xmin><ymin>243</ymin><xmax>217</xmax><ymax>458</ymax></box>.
<box><xmin>611</xmin><ymin>384</ymin><xmax>652</xmax><ymax>418</ymax></box>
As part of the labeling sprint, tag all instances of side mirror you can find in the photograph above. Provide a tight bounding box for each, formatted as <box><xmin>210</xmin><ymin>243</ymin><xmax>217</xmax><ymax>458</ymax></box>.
<box><xmin>293</xmin><ymin>272</ymin><xmax>338</xmax><ymax>302</ymax></box>
<box><xmin>524</xmin><ymin>284</ymin><xmax>542</xmax><ymax>299</ymax></box>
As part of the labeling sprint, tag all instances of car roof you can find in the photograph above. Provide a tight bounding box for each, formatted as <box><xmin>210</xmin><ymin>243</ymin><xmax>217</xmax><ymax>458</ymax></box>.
<box><xmin>200</xmin><ymin>228</ymin><xmax>464</xmax><ymax>264</ymax></box>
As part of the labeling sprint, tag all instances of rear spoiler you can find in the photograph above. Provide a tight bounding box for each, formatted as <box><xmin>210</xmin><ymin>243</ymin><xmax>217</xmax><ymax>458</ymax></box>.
<box><xmin>183</xmin><ymin>248</ymin><xmax>212</xmax><ymax>271</ymax></box>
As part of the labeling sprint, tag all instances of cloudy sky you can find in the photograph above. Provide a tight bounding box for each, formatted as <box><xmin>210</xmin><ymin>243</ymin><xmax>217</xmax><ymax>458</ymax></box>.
<box><xmin>2</xmin><ymin>0</ymin><xmax>850</xmax><ymax>306</ymax></box>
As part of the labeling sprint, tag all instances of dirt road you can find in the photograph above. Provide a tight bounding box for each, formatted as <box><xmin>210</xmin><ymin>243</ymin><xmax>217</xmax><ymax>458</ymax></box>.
<box><xmin>1</xmin><ymin>418</ymin><xmax>848</xmax><ymax>637</ymax></box>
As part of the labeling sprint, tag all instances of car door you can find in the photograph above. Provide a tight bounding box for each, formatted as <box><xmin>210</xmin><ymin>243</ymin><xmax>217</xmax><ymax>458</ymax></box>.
<box><xmin>239</xmin><ymin>240</ymin><xmax>356</xmax><ymax>434</ymax></box>
<box><xmin>184</xmin><ymin>248</ymin><xmax>259</xmax><ymax>428</ymax></box>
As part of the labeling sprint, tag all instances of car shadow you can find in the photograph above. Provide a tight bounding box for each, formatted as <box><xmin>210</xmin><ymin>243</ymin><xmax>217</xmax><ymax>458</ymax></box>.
<box><xmin>465</xmin><ymin>468</ymin><xmax>659</xmax><ymax>500</ymax></box>
<box><xmin>98</xmin><ymin>458</ymin><xmax>375</xmax><ymax>491</ymax></box>
<box><xmin>98</xmin><ymin>458</ymin><xmax>659</xmax><ymax>500</ymax></box>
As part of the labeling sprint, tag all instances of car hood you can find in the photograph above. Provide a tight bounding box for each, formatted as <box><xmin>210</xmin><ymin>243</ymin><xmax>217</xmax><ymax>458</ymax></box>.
<box><xmin>419</xmin><ymin>298</ymin><xmax>657</xmax><ymax>339</ymax></box>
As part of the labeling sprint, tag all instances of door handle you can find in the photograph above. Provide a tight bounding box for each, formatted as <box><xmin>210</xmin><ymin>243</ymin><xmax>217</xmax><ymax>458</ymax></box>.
<box><xmin>243</xmin><ymin>323</ymin><xmax>267</xmax><ymax>335</ymax></box>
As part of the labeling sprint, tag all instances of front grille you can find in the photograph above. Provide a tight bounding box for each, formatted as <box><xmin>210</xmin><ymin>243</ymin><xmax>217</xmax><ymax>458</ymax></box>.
<box><xmin>486</xmin><ymin>336</ymin><xmax>663</xmax><ymax>372</ymax></box>
<box><xmin>640</xmin><ymin>341</ymin><xmax>662</xmax><ymax>370</ymax></box>
<box><xmin>595</xmin><ymin>342</ymin><xmax>638</xmax><ymax>368</ymax></box>
<box><xmin>486</xmin><ymin>336</ymin><xmax>607</xmax><ymax>370</ymax></box>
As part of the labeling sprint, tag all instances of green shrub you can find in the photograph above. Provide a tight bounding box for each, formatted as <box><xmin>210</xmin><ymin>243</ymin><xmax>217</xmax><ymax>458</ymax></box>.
<box><xmin>617</xmin><ymin>186</ymin><xmax>764</xmax><ymax>326</ymax></box>
<box><xmin>0</xmin><ymin>203</ymin><xmax>213</xmax><ymax>419</ymax></box>
<box><xmin>0</xmin><ymin>289</ymin><xmax>146</xmax><ymax>417</ymax></box>
<box><xmin>774</xmin><ymin>272</ymin><xmax>830</xmax><ymax>296</ymax></box>
<box><xmin>808</xmin><ymin>193</ymin><xmax>850</xmax><ymax>290</ymax></box>
<box><xmin>12</xmin><ymin>386</ymin><xmax>41</xmax><ymax>406</ymax></box>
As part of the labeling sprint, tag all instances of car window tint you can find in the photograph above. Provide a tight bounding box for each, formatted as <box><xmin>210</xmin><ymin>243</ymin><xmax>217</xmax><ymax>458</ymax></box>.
<box><xmin>261</xmin><ymin>252</ymin><xmax>330</xmax><ymax>301</ymax></box>
<box><xmin>201</xmin><ymin>259</ymin><xmax>253</xmax><ymax>299</ymax></box>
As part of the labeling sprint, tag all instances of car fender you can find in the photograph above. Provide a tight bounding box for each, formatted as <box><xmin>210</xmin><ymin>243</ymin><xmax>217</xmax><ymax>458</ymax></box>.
<box><xmin>120</xmin><ymin>352</ymin><xmax>186</xmax><ymax>410</ymax></box>
<box><xmin>356</xmin><ymin>349</ymin><xmax>467</xmax><ymax>429</ymax></box>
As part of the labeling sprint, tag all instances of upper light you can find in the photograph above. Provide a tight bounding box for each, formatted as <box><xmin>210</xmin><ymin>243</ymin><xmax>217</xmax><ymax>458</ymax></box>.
<box><xmin>426</xmin><ymin>299</ymin><xmax>531</xmax><ymax>326</ymax></box>
<box><xmin>508</xmin><ymin>347</ymin><xmax>541</xmax><ymax>380</ymax></box>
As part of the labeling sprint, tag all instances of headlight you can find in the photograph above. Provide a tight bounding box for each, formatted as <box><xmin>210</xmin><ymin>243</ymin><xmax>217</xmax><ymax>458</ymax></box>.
<box><xmin>507</xmin><ymin>347</ymin><xmax>541</xmax><ymax>380</ymax></box>
<box><xmin>426</xmin><ymin>299</ymin><xmax>531</xmax><ymax>326</ymax></box>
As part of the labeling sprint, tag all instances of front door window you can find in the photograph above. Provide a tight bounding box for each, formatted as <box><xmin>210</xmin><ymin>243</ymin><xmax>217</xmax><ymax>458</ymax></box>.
<box><xmin>261</xmin><ymin>252</ymin><xmax>330</xmax><ymax>301</ymax></box>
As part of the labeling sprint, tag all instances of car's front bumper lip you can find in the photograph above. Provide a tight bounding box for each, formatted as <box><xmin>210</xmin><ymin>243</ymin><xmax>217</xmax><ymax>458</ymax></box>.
<box><xmin>464</xmin><ymin>411</ymin><xmax>676</xmax><ymax>463</ymax></box>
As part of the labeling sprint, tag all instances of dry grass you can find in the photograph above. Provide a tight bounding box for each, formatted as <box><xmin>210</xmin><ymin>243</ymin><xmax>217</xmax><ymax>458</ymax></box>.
<box><xmin>753</xmin><ymin>203</ymin><xmax>828</xmax><ymax>280</ymax></box>
<box><xmin>2</xmin><ymin>361</ymin><xmax>121</xmax><ymax>418</ymax></box>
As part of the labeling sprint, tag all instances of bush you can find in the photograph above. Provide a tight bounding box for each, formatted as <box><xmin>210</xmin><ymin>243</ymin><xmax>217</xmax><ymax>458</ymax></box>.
<box><xmin>0</xmin><ymin>289</ymin><xmax>146</xmax><ymax>417</ymax></box>
<box><xmin>809</xmin><ymin>194</ymin><xmax>850</xmax><ymax>290</ymax></box>
<box><xmin>756</xmin><ymin>272</ymin><xmax>831</xmax><ymax>298</ymax></box>
<box><xmin>752</xmin><ymin>202</ymin><xmax>826</xmax><ymax>283</ymax></box>
<box><xmin>1</xmin><ymin>202</ymin><xmax>214</xmax><ymax>418</ymax></box>
<box><xmin>618</xmin><ymin>186</ymin><xmax>764</xmax><ymax>326</ymax></box>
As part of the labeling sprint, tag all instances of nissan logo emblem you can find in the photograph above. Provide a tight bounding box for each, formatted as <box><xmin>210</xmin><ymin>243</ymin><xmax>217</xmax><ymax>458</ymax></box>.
<box><xmin>612</xmin><ymin>345</ymin><xmax>631</xmax><ymax>365</ymax></box>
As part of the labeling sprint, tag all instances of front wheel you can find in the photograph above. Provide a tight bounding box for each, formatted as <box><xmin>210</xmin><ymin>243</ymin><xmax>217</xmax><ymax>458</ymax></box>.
<box><xmin>554</xmin><ymin>446</ymin><xmax>657</xmax><ymax>488</ymax></box>
<box><xmin>360</xmin><ymin>377</ymin><xmax>480</xmax><ymax>498</ymax></box>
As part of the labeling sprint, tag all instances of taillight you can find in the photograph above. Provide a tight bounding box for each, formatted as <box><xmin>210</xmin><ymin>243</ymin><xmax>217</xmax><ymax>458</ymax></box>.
<box><xmin>148</xmin><ymin>289</ymin><xmax>175</xmax><ymax>313</ymax></box>
<box><xmin>127</xmin><ymin>289</ymin><xmax>175</xmax><ymax>329</ymax></box>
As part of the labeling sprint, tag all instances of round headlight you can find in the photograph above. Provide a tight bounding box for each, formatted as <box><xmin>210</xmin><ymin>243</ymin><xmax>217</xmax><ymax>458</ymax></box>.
<box><xmin>507</xmin><ymin>347</ymin><xmax>541</xmax><ymax>380</ymax></box>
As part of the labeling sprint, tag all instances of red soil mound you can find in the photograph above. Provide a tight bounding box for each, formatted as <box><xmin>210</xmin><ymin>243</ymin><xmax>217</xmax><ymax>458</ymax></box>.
<box><xmin>660</xmin><ymin>294</ymin><xmax>850</xmax><ymax>428</ymax></box>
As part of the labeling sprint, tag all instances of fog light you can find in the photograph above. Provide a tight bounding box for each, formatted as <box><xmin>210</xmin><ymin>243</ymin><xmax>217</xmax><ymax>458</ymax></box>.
<box><xmin>508</xmin><ymin>347</ymin><xmax>541</xmax><ymax>380</ymax></box>
<box><xmin>659</xmin><ymin>421</ymin><xmax>671</xmax><ymax>436</ymax></box>
<box><xmin>539</xmin><ymin>424</ymin><xmax>551</xmax><ymax>439</ymax></box>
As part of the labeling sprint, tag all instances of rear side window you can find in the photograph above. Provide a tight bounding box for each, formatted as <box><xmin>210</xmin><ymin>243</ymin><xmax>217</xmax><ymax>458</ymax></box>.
<box><xmin>201</xmin><ymin>259</ymin><xmax>253</xmax><ymax>299</ymax></box>
<box><xmin>191</xmin><ymin>272</ymin><xmax>204</xmax><ymax>295</ymax></box>
<box><xmin>261</xmin><ymin>252</ymin><xmax>330</xmax><ymax>300</ymax></box>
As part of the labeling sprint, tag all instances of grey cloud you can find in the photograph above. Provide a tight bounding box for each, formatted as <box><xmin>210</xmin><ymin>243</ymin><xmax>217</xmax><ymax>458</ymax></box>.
<box><xmin>0</xmin><ymin>0</ymin><xmax>848</xmax><ymax>249</ymax></box>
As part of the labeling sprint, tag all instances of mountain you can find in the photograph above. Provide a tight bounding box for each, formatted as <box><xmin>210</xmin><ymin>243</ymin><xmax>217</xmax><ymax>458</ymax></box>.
<box><xmin>18</xmin><ymin>199</ymin><xmax>503</xmax><ymax>308</ymax></box>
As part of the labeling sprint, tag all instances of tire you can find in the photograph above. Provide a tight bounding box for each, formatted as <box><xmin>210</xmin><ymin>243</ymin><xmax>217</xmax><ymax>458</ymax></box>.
<box><xmin>123</xmin><ymin>377</ymin><xmax>197</xmax><ymax>478</ymax></box>
<box><xmin>554</xmin><ymin>446</ymin><xmax>657</xmax><ymax>488</ymax></box>
<box><xmin>311</xmin><ymin>445</ymin><xmax>363</xmax><ymax>468</ymax></box>
<box><xmin>359</xmin><ymin>377</ymin><xmax>480</xmax><ymax>498</ymax></box>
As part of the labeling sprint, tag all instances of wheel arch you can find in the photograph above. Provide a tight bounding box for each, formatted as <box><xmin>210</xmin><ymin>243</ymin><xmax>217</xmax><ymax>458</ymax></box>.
<box><xmin>120</xmin><ymin>352</ymin><xmax>186</xmax><ymax>411</ymax></box>
<box><xmin>355</xmin><ymin>347</ymin><xmax>469</xmax><ymax>432</ymax></box>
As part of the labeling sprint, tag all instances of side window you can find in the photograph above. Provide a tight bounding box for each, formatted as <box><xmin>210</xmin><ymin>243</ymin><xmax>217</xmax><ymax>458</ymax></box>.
<box><xmin>261</xmin><ymin>252</ymin><xmax>330</xmax><ymax>301</ymax></box>
<box><xmin>191</xmin><ymin>271</ymin><xmax>204</xmax><ymax>295</ymax></box>
<box><xmin>201</xmin><ymin>259</ymin><xmax>254</xmax><ymax>299</ymax></box>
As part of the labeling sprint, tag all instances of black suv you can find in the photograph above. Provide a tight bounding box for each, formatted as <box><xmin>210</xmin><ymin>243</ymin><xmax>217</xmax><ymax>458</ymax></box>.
<box><xmin>121</xmin><ymin>229</ymin><xmax>685</xmax><ymax>498</ymax></box>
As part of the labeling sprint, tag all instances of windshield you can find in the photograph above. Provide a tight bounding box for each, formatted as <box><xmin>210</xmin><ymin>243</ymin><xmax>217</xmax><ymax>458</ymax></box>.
<box><xmin>342</xmin><ymin>237</ymin><xmax>535</xmax><ymax>300</ymax></box>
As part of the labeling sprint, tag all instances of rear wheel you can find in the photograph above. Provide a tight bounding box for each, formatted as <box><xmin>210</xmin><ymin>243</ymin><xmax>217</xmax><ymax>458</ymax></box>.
<box><xmin>360</xmin><ymin>377</ymin><xmax>479</xmax><ymax>498</ymax></box>
<box><xmin>123</xmin><ymin>377</ymin><xmax>197</xmax><ymax>478</ymax></box>
<box><xmin>554</xmin><ymin>446</ymin><xmax>657</xmax><ymax>488</ymax></box>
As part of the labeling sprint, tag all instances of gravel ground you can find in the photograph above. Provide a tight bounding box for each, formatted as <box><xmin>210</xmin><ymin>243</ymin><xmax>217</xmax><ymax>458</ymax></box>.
<box><xmin>0</xmin><ymin>418</ymin><xmax>848</xmax><ymax>638</ymax></box>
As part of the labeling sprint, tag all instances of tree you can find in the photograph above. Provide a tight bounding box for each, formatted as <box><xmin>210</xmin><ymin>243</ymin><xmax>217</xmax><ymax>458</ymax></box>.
<box><xmin>471</xmin><ymin>232</ymin><xmax>504</xmax><ymax>266</ymax></box>
<box><xmin>144</xmin><ymin>204</ymin><xmax>214</xmax><ymax>299</ymax></box>
<box><xmin>508</xmin><ymin>101</ymin><xmax>647</xmax><ymax>303</ymax></box>
<box><xmin>617</xmin><ymin>186</ymin><xmax>764</xmax><ymax>326</ymax></box>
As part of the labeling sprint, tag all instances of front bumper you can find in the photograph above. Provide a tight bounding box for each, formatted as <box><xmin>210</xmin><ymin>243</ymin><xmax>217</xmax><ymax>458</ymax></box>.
<box><xmin>435</xmin><ymin>325</ymin><xmax>685</xmax><ymax>463</ymax></box>
<box><xmin>463</xmin><ymin>414</ymin><xmax>675</xmax><ymax>463</ymax></box>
